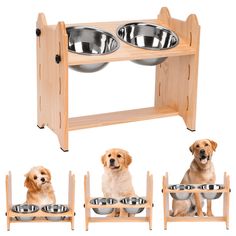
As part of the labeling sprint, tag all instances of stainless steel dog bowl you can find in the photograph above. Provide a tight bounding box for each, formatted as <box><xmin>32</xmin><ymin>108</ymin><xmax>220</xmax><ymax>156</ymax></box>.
<box><xmin>11</xmin><ymin>204</ymin><xmax>39</xmax><ymax>221</ymax></box>
<box><xmin>41</xmin><ymin>204</ymin><xmax>69</xmax><ymax>221</ymax></box>
<box><xmin>198</xmin><ymin>184</ymin><xmax>224</xmax><ymax>200</ymax></box>
<box><xmin>90</xmin><ymin>197</ymin><xmax>117</xmax><ymax>215</ymax></box>
<box><xmin>120</xmin><ymin>197</ymin><xmax>147</xmax><ymax>214</ymax></box>
<box><xmin>117</xmin><ymin>22</ymin><xmax>179</xmax><ymax>65</ymax></box>
<box><xmin>169</xmin><ymin>184</ymin><xmax>195</xmax><ymax>200</ymax></box>
<box><xmin>67</xmin><ymin>26</ymin><xmax>119</xmax><ymax>72</ymax></box>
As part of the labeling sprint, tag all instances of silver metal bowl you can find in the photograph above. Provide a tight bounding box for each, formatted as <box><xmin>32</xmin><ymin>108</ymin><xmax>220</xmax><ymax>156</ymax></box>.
<box><xmin>90</xmin><ymin>197</ymin><xmax>117</xmax><ymax>215</ymax></box>
<box><xmin>11</xmin><ymin>204</ymin><xmax>39</xmax><ymax>221</ymax></box>
<box><xmin>67</xmin><ymin>26</ymin><xmax>119</xmax><ymax>72</ymax></box>
<box><xmin>198</xmin><ymin>184</ymin><xmax>224</xmax><ymax>200</ymax></box>
<box><xmin>41</xmin><ymin>204</ymin><xmax>69</xmax><ymax>221</ymax></box>
<box><xmin>169</xmin><ymin>184</ymin><xmax>195</xmax><ymax>200</ymax></box>
<box><xmin>117</xmin><ymin>22</ymin><xmax>179</xmax><ymax>65</ymax></box>
<box><xmin>120</xmin><ymin>197</ymin><xmax>147</xmax><ymax>214</ymax></box>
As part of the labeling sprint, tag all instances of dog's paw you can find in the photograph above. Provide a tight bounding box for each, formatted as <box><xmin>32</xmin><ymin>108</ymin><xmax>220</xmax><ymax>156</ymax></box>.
<box><xmin>207</xmin><ymin>211</ymin><xmax>214</xmax><ymax>217</ymax></box>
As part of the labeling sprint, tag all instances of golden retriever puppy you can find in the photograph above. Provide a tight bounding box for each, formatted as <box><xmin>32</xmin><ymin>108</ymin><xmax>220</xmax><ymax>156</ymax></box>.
<box><xmin>24</xmin><ymin>166</ymin><xmax>56</xmax><ymax>205</ymax></box>
<box><xmin>101</xmin><ymin>148</ymin><xmax>135</xmax><ymax>216</ymax></box>
<box><xmin>172</xmin><ymin>139</ymin><xmax>217</xmax><ymax>217</ymax></box>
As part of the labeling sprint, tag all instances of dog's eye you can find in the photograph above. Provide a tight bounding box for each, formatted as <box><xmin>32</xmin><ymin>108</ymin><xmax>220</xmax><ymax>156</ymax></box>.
<box><xmin>196</xmin><ymin>144</ymin><xmax>200</xmax><ymax>148</ymax></box>
<box><xmin>205</xmin><ymin>143</ymin><xmax>209</xmax><ymax>147</ymax></box>
<box><xmin>117</xmin><ymin>154</ymin><xmax>121</xmax><ymax>158</ymax></box>
<box><xmin>41</xmin><ymin>171</ymin><xmax>45</xmax><ymax>175</ymax></box>
<box><xmin>34</xmin><ymin>176</ymin><xmax>37</xmax><ymax>180</ymax></box>
<box><xmin>108</xmin><ymin>154</ymin><xmax>111</xmax><ymax>157</ymax></box>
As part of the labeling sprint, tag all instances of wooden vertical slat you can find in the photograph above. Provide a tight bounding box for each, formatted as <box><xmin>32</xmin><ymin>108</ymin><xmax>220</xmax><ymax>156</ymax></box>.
<box><xmin>68</xmin><ymin>171</ymin><xmax>75</xmax><ymax>230</ymax></box>
<box><xmin>6</xmin><ymin>172</ymin><xmax>12</xmax><ymax>231</ymax></box>
<box><xmin>162</xmin><ymin>173</ymin><xmax>169</xmax><ymax>230</ymax></box>
<box><xmin>146</xmin><ymin>172</ymin><xmax>153</xmax><ymax>230</ymax></box>
<box><xmin>84</xmin><ymin>172</ymin><xmax>91</xmax><ymax>231</ymax></box>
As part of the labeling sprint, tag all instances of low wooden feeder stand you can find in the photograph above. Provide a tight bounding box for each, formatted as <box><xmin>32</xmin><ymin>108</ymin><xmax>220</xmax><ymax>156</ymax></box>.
<box><xmin>162</xmin><ymin>172</ymin><xmax>230</xmax><ymax>230</ymax></box>
<box><xmin>84</xmin><ymin>171</ymin><xmax>153</xmax><ymax>230</ymax></box>
<box><xmin>6</xmin><ymin>171</ymin><xmax>75</xmax><ymax>230</ymax></box>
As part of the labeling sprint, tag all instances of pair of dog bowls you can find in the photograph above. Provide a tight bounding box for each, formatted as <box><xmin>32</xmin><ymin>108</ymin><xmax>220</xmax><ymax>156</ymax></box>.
<box><xmin>11</xmin><ymin>204</ymin><xmax>69</xmax><ymax>221</ymax></box>
<box><xmin>67</xmin><ymin>22</ymin><xmax>179</xmax><ymax>72</ymax></box>
<box><xmin>90</xmin><ymin>197</ymin><xmax>147</xmax><ymax>215</ymax></box>
<box><xmin>168</xmin><ymin>184</ymin><xmax>224</xmax><ymax>200</ymax></box>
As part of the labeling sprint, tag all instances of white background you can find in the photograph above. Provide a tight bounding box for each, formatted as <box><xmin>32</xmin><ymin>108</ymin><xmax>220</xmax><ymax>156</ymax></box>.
<box><xmin>0</xmin><ymin>0</ymin><xmax>235</xmax><ymax>235</ymax></box>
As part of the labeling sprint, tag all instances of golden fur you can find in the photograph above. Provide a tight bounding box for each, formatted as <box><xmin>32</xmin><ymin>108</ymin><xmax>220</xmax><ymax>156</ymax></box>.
<box><xmin>24</xmin><ymin>166</ymin><xmax>56</xmax><ymax>206</ymax></box>
<box><xmin>101</xmin><ymin>148</ymin><xmax>135</xmax><ymax>216</ymax></box>
<box><xmin>172</xmin><ymin>139</ymin><xmax>217</xmax><ymax>217</ymax></box>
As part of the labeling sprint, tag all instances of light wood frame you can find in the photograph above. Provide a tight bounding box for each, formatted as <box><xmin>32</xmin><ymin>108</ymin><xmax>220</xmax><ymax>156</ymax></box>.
<box><xmin>84</xmin><ymin>171</ymin><xmax>153</xmax><ymax>230</ymax></box>
<box><xmin>6</xmin><ymin>171</ymin><xmax>75</xmax><ymax>230</ymax></box>
<box><xmin>36</xmin><ymin>7</ymin><xmax>200</xmax><ymax>151</ymax></box>
<box><xmin>162</xmin><ymin>172</ymin><xmax>230</xmax><ymax>230</ymax></box>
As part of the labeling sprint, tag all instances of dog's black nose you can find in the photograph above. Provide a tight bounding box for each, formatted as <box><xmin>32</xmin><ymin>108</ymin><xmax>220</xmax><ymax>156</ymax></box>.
<box><xmin>41</xmin><ymin>177</ymin><xmax>45</xmax><ymax>182</ymax></box>
<box><xmin>200</xmin><ymin>149</ymin><xmax>205</xmax><ymax>155</ymax></box>
<box><xmin>110</xmin><ymin>159</ymin><xmax>115</xmax><ymax>165</ymax></box>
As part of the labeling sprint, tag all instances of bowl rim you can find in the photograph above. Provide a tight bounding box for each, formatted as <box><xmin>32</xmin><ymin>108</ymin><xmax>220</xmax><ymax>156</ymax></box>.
<box><xmin>11</xmin><ymin>204</ymin><xmax>39</xmax><ymax>214</ymax></box>
<box><xmin>41</xmin><ymin>204</ymin><xmax>69</xmax><ymax>214</ymax></box>
<box><xmin>120</xmin><ymin>196</ymin><xmax>147</xmax><ymax>205</ymax></box>
<box><xmin>116</xmin><ymin>22</ymin><xmax>179</xmax><ymax>51</ymax></box>
<box><xmin>168</xmin><ymin>184</ymin><xmax>195</xmax><ymax>190</ymax></box>
<box><xmin>198</xmin><ymin>184</ymin><xmax>225</xmax><ymax>190</ymax></box>
<box><xmin>89</xmin><ymin>197</ymin><xmax>118</xmax><ymax>205</ymax></box>
<box><xmin>66</xmin><ymin>26</ymin><xmax>120</xmax><ymax>56</ymax></box>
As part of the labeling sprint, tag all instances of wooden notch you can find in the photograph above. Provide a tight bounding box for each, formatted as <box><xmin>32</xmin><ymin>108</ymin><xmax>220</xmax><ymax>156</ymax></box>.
<box><xmin>188</xmin><ymin>64</ymin><xmax>190</xmax><ymax>81</ymax></box>
<box><xmin>59</xmin><ymin>77</ymin><xmax>61</xmax><ymax>95</ymax></box>
<box><xmin>186</xmin><ymin>96</ymin><xmax>189</xmax><ymax>111</ymax></box>
<box><xmin>189</xmin><ymin>32</ymin><xmax>192</xmax><ymax>46</ymax></box>
<box><xmin>158</xmin><ymin>82</ymin><xmax>161</xmax><ymax>97</ymax></box>
<box><xmin>39</xmin><ymin>96</ymin><xmax>42</xmax><ymax>112</ymax></box>
<box><xmin>59</xmin><ymin>112</ymin><xmax>62</xmax><ymax>129</ymax></box>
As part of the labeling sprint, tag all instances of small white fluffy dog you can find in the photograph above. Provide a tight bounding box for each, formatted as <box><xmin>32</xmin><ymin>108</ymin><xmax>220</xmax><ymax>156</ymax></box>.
<box><xmin>101</xmin><ymin>148</ymin><xmax>135</xmax><ymax>216</ymax></box>
<box><xmin>24</xmin><ymin>166</ymin><xmax>56</xmax><ymax>206</ymax></box>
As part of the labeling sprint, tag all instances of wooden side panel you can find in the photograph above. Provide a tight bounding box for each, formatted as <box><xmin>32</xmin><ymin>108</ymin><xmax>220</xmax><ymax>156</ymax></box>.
<box><xmin>37</xmin><ymin>14</ymin><xmax>69</xmax><ymax>150</ymax></box>
<box><xmin>155</xmin><ymin>8</ymin><xmax>200</xmax><ymax>130</ymax></box>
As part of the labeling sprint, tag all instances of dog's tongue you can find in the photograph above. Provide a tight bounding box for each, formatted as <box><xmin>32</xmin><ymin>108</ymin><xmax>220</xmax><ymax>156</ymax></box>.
<box><xmin>201</xmin><ymin>158</ymin><xmax>208</xmax><ymax>164</ymax></box>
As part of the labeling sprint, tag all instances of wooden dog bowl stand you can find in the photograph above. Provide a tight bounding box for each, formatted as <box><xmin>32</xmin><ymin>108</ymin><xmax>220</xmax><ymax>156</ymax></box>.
<box><xmin>162</xmin><ymin>172</ymin><xmax>230</xmax><ymax>230</ymax></box>
<box><xmin>84</xmin><ymin>171</ymin><xmax>153</xmax><ymax>230</ymax></box>
<box><xmin>36</xmin><ymin>7</ymin><xmax>200</xmax><ymax>151</ymax></box>
<box><xmin>6</xmin><ymin>171</ymin><xmax>75</xmax><ymax>230</ymax></box>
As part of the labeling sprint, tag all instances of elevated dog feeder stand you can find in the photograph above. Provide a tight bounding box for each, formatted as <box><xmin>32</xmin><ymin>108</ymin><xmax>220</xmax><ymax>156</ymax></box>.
<box><xmin>84</xmin><ymin>171</ymin><xmax>153</xmax><ymax>230</ymax></box>
<box><xmin>6</xmin><ymin>171</ymin><xmax>75</xmax><ymax>230</ymax></box>
<box><xmin>162</xmin><ymin>172</ymin><xmax>230</xmax><ymax>230</ymax></box>
<box><xmin>36</xmin><ymin>7</ymin><xmax>200</xmax><ymax>151</ymax></box>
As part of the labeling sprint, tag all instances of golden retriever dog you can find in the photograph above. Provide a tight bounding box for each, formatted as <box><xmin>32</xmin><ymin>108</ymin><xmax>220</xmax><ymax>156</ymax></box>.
<box><xmin>172</xmin><ymin>139</ymin><xmax>217</xmax><ymax>217</ymax></box>
<box><xmin>101</xmin><ymin>148</ymin><xmax>135</xmax><ymax>216</ymax></box>
<box><xmin>24</xmin><ymin>166</ymin><xmax>56</xmax><ymax>205</ymax></box>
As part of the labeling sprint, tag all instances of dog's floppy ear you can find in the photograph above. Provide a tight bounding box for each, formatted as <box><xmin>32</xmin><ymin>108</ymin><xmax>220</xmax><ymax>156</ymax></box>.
<box><xmin>24</xmin><ymin>174</ymin><xmax>38</xmax><ymax>192</ymax></box>
<box><xmin>101</xmin><ymin>154</ymin><xmax>107</xmax><ymax>167</ymax></box>
<box><xmin>209</xmin><ymin>140</ymin><xmax>217</xmax><ymax>151</ymax></box>
<box><xmin>189</xmin><ymin>143</ymin><xmax>195</xmax><ymax>154</ymax></box>
<box><xmin>44</xmin><ymin>167</ymin><xmax>52</xmax><ymax>180</ymax></box>
<box><xmin>124</xmin><ymin>152</ymin><xmax>132</xmax><ymax>167</ymax></box>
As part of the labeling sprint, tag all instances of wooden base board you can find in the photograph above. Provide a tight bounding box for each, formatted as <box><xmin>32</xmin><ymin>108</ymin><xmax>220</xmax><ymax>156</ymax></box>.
<box><xmin>89</xmin><ymin>217</ymin><xmax>150</xmax><ymax>223</ymax></box>
<box><xmin>167</xmin><ymin>216</ymin><xmax>226</xmax><ymax>222</ymax></box>
<box><xmin>69</xmin><ymin>106</ymin><xmax>178</xmax><ymax>130</ymax></box>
